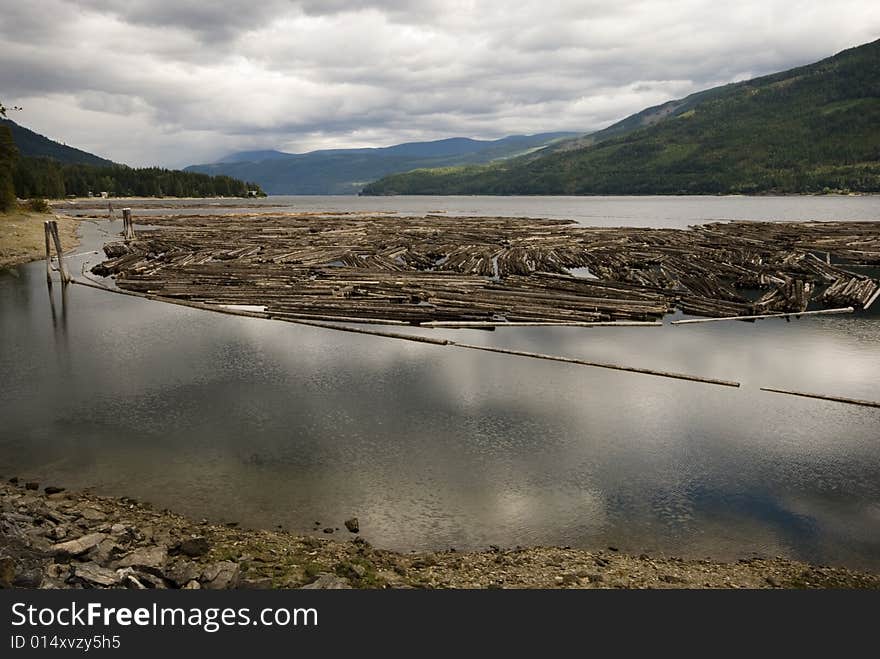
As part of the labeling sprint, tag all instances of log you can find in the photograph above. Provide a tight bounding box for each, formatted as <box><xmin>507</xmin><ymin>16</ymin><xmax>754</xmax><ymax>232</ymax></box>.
<box><xmin>451</xmin><ymin>342</ymin><xmax>741</xmax><ymax>387</ymax></box>
<box><xmin>863</xmin><ymin>286</ymin><xmax>880</xmax><ymax>311</ymax></box>
<box><xmin>419</xmin><ymin>321</ymin><xmax>662</xmax><ymax>328</ymax></box>
<box><xmin>671</xmin><ymin>307</ymin><xmax>854</xmax><ymax>325</ymax></box>
<box><xmin>760</xmin><ymin>387</ymin><xmax>880</xmax><ymax>409</ymax></box>
<box><xmin>71</xmin><ymin>276</ymin><xmax>741</xmax><ymax>387</ymax></box>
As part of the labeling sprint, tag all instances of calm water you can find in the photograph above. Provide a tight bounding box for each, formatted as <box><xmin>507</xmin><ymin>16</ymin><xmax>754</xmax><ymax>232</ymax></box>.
<box><xmin>2</xmin><ymin>196</ymin><xmax>880</xmax><ymax>569</ymax></box>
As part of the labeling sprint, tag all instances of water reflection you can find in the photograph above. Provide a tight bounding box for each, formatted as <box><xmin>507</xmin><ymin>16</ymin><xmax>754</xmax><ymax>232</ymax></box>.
<box><xmin>1</xmin><ymin>198</ymin><xmax>879</xmax><ymax>570</ymax></box>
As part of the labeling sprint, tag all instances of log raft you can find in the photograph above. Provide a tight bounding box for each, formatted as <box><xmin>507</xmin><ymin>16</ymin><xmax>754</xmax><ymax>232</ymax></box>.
<box><xmin>88</xmin><ymin>214</ymin><xmax>880</xmax><ymax>325</ymax></box>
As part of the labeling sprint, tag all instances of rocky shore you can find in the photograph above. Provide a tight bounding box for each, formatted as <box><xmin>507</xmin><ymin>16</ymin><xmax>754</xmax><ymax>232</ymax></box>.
<box><xmin>2</xmin><ymin>480</ymin><xmax>878</xmax><ymax>590</ymax></box>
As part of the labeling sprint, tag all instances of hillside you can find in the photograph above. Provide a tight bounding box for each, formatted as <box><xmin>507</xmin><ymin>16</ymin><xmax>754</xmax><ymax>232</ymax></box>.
<box><xmin>186</xmin><ymin>133</ymin><xmax>577</xmax><ymax>194</ymax></box>
<box><xmin>0</xmin><ymin>118</ymin><xmax>265</xmax><ymax>200</ymax></box>
<box><xmin>0</xmin><ymin>118</ymin><xmax>113</xmax><ymax>166</ymax></box>
<box><xmin>363</xmin><ymin>39</ymin><xmax>880</xmax><ymax>195</ymax></box>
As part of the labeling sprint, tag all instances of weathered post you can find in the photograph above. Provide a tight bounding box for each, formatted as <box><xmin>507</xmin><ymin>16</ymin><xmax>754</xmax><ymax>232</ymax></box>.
<box><xmin>44</xmin><ymin>220</ymin><xmax>53</xmax><ymax>287</ymax></box>
<box><xmin>108</xmin><ymin>201</ymin><xmax>114</xmax><ymax>221</ymax></box>
<box><xmin>122</xmin><ymin>208</ymin><xmax>135</xmax><ymax>240</ymax></box>
<box><xmin>49</xmin><ymin>220</ymin><xmax>71</xmax><ymax>285</ymax></box>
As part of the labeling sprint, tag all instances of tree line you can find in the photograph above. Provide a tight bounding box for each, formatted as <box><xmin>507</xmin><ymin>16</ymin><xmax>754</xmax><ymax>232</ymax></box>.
<box><xmin>0</xmin><ymin>102</ymin><xmax>264</xmax><ymax>211</ymax></box>
<box><xmin>12</xmin><ymin>157</ymin><xmax>265</xmax><ymax>199</ymax></box>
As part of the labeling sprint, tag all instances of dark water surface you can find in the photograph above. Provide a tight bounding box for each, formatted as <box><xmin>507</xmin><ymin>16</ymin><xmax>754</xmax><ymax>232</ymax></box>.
<box><xmin>2</xmin><ymin>196</ymin><xmax>879</xmax><ymax>569</ymax></box>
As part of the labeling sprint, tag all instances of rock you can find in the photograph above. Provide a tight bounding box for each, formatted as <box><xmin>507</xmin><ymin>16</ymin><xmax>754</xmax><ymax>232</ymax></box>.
<box><xmin>240</xmin><ymin>577</ymin><xmax>273</xmax><ymax>589</ymax></box>
<box><xmin>323</xmin><ymin>527</ymin><xmax>334</xmax><ymax>534</ymax></box>
<box><xmin>561</xmin><ymin>573</ymin><xmax>579</xmax><ymax>585</ymax></box>
<box><xmin>49</xmin><ymin>526</ymin><xmax>68</xmax><ymax>541</ymax></box>
<box><xmin>766</xmin><ymin>575</ymin><xmax>781</xmax><ymax>587</ymax></box>
<box><xmin>46</xmin><ymin>563</ymin><xmax>69</xmax><ymax>579</ymax></box>
<box><xmin>44</xmin><ymin>487</ymin><xmax>65</xmax><ymax>495</ymax></box>
<box><xmin>201</xmin><ymin>561</ymin><xmax>240</xmax><ymax>590</ymax></box>
<box><xmin>13</xmin><ymin>569</ymin><xmax>42</xmax><ymax>588</ymax></box>
<box><xmin>116</xmin><ymin>569</ymin><xmax>146</xmax><ymax>590</ymax></box>
<box><xmin>554</xmin><ymin>576</ymin><xmax>565</xmax><ymax>585</ymax></box>
<box><xmin>88</xmin><ymin>538</ymin><xmax>123</xmax><ymax>564</ymax></box>
<box><xmin>80</xmin><ymin>508</ymin><xmax>107</xmax><ymax>522</ymax></box>
<box><xmin>344</xmin><ymin>517</ymin><xmax>360</xmax><ymax>533</ymax></box>
<box><xmin>0</xmin><ymin>556</ymin><xmax>15</xmax><ymax>588</ymax></box>
<box><xmin>51</xmin><ymin>532</ymin><xmax>107</xmax><ymax>557</ymax></box>
<box><xmin>115</xmin><ymin>545</ymin><xmax>168</xmax><ymax>570</ymax></box>
<box><xmin>660</xmin><ymin>574</ymin><xmax>687</xmax><ymax>584</ymax></box>
<box><xmin>74</xmin><ymin>562</ymin><xmax>121</xmax><ymax>588</ymax></box>
<box><xmin>165</xmin><ymin>560</ymin><xmax>202</xmax><ymax>588</ymax></box>
<box><xmin>179</xmin><ymin>536</ymin><xmax>210</xmax><ymax>558</ymax></box>
<box><xmin>301</xmin><ymin>573</ymin><xmax>351</xmax><ymax>589</ymax></box>
<box><xmin>136</xmin><ymin>572</ymin><xmax>168</xmax><ymax>589</ymax></box>
<box><xmin>8</xmin><ymin>477</ymin><xmax>18</xmax><ymax>484</ymax></box>
<box><xmin>25</xmin><ymin>482</ymin><xmax>39</xmax><ymax>490</ymax></box>
<box><xmin>110</xmin><ymin>523</ymin><xmax>127</xmax><ymax>535</ymax></box>
<box><xmin>183</xmin><ymin>580</ymin><xmax>201</xmax><ymax>590</ymax></box>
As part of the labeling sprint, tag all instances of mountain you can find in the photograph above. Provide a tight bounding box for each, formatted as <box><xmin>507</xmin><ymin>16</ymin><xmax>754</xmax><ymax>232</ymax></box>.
<box><xmin>185</xmin><ymin>132</ymin><xmax>578</xmax><ymax>194</ymax></box>
<box><xmin>1</xmin><ymin>118</ymin><xmax>113</xmax><ymax>166</ymax></box>
<box><xmin>219</xmin><ymin>149</ymin><xmax>290</xmax><ymax>162</ymax></box>
<box><xmin>363</xmin><ymin>39</ymin><xmax>880</xmax><ymax>195</ymax></box>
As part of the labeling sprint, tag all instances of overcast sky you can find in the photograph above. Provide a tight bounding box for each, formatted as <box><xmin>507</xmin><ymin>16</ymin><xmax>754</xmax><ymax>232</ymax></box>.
<box><xmin>2</xmin><ymin>1</ymin><xmax>878</xmax><ymax>168</ymax></box>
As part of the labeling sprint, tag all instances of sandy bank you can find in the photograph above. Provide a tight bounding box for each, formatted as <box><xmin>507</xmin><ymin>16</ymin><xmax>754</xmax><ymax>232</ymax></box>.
<box><xmin>0</xmin><ymin>210</ymin><xmax>79</xmax><ymax>269</ymax></box>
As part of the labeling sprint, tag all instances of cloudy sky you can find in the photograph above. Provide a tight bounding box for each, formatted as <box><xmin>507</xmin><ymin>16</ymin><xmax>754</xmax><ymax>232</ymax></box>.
<box><xmin>2</xmin><ymin>1</ymin><xmax>878</xmax><ymax>168</ymax></box>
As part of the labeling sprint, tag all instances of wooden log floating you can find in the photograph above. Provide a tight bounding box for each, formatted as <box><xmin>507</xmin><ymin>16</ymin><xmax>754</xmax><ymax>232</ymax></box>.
<box><xmin>420</xmin><ymin>320</ymin><xmax>662</xmax><ymax>328</ymax></box>
<box><xmin>451</xmin><ymin>342</ymin><xmax>741</xmax><ymax>388</ymax></box>
<box><xmin>760</xmin><ymin>387</ymin><xmax>880</xmax><ymax>409</ymax></box>
<box><xmin>863</xmin><ymin>286</ymin><xmax>880</xmax><ymax>311</ymax></box>
<box><xmin>671</xmin><ymin>307</ymin><xmax>855</xmax><ymax>325</ymax></box>
<box><xmin>72</xmin><ymin>276</ymin><xmax>740</xmax><ymax>387</ymax></box>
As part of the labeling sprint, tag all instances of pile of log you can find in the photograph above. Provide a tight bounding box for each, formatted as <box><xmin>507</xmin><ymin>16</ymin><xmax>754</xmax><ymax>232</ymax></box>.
<box><xmin>90</xmin><ymin>214</ymin><xmax>880</xmax><ymax>324</ymax></box>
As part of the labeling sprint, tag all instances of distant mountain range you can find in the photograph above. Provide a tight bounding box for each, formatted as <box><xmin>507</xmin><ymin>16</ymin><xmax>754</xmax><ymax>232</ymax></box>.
<box><xmin>185</xmin><ymin>133</ymin><xmax>578</xmax><ymax>195</ymax></box>
<box><xmin>0</xmin><ymin>118</ymin><xmax>113</xmax><ymax>166</ymax></box>
<box><xmin>364</xmin><ymin>38</ymin><xmax>880</xmax><ymax>195</ymax></box>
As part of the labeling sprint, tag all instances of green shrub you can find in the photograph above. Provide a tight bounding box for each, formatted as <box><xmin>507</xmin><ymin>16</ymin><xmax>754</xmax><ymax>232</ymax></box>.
<box><xmin>25</xmin><ymin>197</ymin><xmax>50</xmax><ymax>213</ymax></box>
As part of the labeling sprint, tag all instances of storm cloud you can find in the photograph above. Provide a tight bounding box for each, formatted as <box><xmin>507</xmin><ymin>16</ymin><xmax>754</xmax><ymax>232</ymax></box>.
<box><xmin>2</xmin><ymin>1</ymin><xmax>878</xmax><ymax>167</ymax></box>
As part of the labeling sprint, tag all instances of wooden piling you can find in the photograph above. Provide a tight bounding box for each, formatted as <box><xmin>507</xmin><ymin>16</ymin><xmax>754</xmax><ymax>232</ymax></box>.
<box><xmin>48</xmin><ymin>220</ymin><xmax>71</xmax><ymax>284</ymax></box>
<box><xmin>760</xmin><ymin>387</ymin><xmax>880</xmax><ymax>409</ymax></box>
<box><xmin>122</xmin><ymin>208</ymin><xmax>135</xmax><ymax>240</ymax></box>
<box><xmin>44</xmin><ymin>220</ymin><xmax>53</xmax><ymax>287</ymax></box>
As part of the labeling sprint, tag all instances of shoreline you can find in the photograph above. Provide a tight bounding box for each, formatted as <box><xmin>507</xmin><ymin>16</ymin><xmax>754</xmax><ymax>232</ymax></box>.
<box><xmin>0</xmin><ymin>210</ymin><xmax>80</xmax><ymax>269</ymax></box>
<box><xmin>3</xmin><ymin>480</ymin><xmax>878</xmax><ymax>590</ymax></box>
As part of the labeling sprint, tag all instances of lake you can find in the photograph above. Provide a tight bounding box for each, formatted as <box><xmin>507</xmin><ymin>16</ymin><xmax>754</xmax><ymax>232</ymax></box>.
<box><xmin>2</xmin><ymin>195</ymin><xmax>879</xmax><ymax>569</ymax></box>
